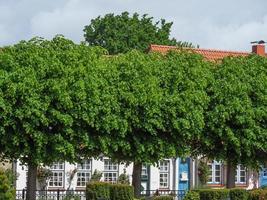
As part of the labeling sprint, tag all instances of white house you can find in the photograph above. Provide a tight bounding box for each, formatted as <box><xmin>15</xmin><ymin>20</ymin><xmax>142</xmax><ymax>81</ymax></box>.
<box><xmin>16</xmin><ymin>158</ymin><xmax>182</xmax><ymax>192</ymax></box>
<box><xmin>15</xmin><ymin>157</ymin><xmax>258</xmax><ymax>193</ymax></box>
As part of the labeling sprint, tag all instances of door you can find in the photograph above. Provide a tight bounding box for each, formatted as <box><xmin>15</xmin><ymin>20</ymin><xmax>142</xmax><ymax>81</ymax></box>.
<box><xmin>178</xmin><ymin>158</ymin><xmax>190</xmax><ymax>190</ymax></box>
<box><xmin>260</xmin><ymin>168</ymin><xmax>267</xmax><ymax>187</ymax></box>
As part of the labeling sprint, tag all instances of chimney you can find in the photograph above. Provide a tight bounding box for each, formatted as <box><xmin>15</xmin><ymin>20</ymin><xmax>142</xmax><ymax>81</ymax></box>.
<box><xmin>251</xmin><ymin>40</ymin><xmax>265</xmax><ymax>56</ymax></box>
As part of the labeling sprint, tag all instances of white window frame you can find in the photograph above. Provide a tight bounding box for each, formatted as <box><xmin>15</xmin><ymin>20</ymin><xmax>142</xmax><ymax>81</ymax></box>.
<box><xmin>48</xmin><ymin>162</ymin><xmax>64</xmax><ymax>187</ymax></box>
<box><xmin>159</xmin><ymin>160</ymin><xmax>169</xmax><ymax>189</ymax></box>
<box><xmin>103</xmin><ymin>159</ymin><xmax>118</xmax><ymax>183</ymax></box>
<box><xmin>141</xmin><ymin>164</ymin><xmax>148</xmax><ymax>179</ymax></box>
<box><xmin>207</xmin><ymin>161</ymin><xmax>221</xmax><ymax>184</ymax></box>
<box><xmin>76</xmin><ymin>159</ymin><xmax>92</xmax><ymax>187</ymax></box>
<box><xmin>236</xmin><ymin>165</ymin><xmax>246</xmax><ymax>184</ymax></box>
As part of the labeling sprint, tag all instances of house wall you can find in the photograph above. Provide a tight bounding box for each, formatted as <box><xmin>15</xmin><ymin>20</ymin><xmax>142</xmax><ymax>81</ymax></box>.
<box><xmin>16</xmin><ymin>158</ymin><xmax>259</xmax><ymax>191</ymax></box>
<box><xmin>16</xmin><ymin>164</ymin><xmax>27</xmax><ymax>189</ymax></box>
<box><xmin>193</xmin><ymin>160</ymin><xmax>258</xmax><ymax>189</ymax></box>
<box><xmin>16</xmin><ymin>158</ymin><xmax>178</xmax><ymax>191</ymax></box>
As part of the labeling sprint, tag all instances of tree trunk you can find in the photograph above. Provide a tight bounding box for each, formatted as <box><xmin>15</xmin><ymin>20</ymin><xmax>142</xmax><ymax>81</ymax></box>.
<box><xmin>226</xmin><ymin>162</ymin><xmax>236</xmax><ymax>188</ymax></box>
<box><xmin>26</xmin><ymin>163</ymin><xmax>37</xmax><ymax>200</ymax></box>
<box><xmin>132</xmin><ymin>162</ymin><xmax>142</xmax><ymax>198</ymax></box>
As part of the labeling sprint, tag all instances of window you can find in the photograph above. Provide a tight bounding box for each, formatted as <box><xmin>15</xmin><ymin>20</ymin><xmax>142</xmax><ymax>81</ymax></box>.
<box><xmin>48</xmin><ymin>162</ymin><xmax>64</xmax><ymax>187</ymax></box>
<box><xmin>159</xmin><ymin>160</ymin><xmax>169</xmax><ymax>188</ymax></box>
<box><xmin>50</xmin><ymin>162</ymin><xmax>64</xmax><ymax>170</ymax></box>
<box><xmin>103</xmin><ymin>159</ymin><xmax>118</xmax><ymax>183</ymax></box>
<box><xmin>262</xmin><ymin>163</ymin><xmax>267</xmax><ymax>178</ymax></box>
<box><xmin>208</xmin><ymin>161</ymin><xmax>221</xmax><ymax>184</ymax></box>
<box><xmin>141</xmin><ymin>164</ymin><xmax>148</xmax><ymax>179</ymax></box>
<box><xmin>104</xmin><ymin>159</ymin><xmax>118</xmax><ymax>171</ymax></box>
<box><xmin>236</xmin><ymin>165</ymin><xmax>246</xmax><ymax>184</ymax></box>
<box><xmin>77</xmin><ymin>159</ymin><xmax>92</xmax><ymax>187</ymax></box>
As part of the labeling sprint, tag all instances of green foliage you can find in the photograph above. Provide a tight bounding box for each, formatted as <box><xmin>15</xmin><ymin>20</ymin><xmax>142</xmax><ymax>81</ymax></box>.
<box><xmin>86</xmin><ymin>182</ymin><xmax>134</xmax><ymax>200</ymax></box>
<box><xmin>118</xmin><ymin>169</ymin><xmax>130</xmax><ymax>185</ymax></box>
<box><xmin>138</xmin><ymin>198</ymin><xmax>146</xmax><ymax>200</ymax></box>
<box><xmin>110</xmin><ymin>184</ymin><xmax>134</xmax><ymax>200</ymax></box>
<box><xmin>0</xmin><ymin>35</ymin><xmax>109</xmax><ymax>198</ymax></box>
<box><xmin>249</xmin><ymin>189</ymin><xmax>267</xmax><ymax>200</ymax></box>
<box><xmin>0</xmin><ymin>169</ymin><xmax>15</xmax><ymax>200</ymax></box>
<box><xmin>229</xmin><ymin>189</ymin><xmax>248</xmax><ymax>200</ymax></box>
<box><xmin>37</xmin><ymin>166</ymin><xmax>52</xmax><ymax>182</ymax></box>
<box><xmin>195</xmin><ymin>189</ymin><xmax>229</xmax><ymax>200</ymax></box>
<box><xmin>63</xmin><ymin>195</ymin><xmax>81</xmax><ymax>200</ymax></box>
<box><xmin>105</xmin><ymin>50</ymin><xmax>213</xmax><ymax>164</ymax></box>
<box><xmin>184</xmin><ymin>191</ymin><xmax>200</xmax><ymax>200</ymax></box>
<box><xmin>198</xmin><ymin>55</ymin><xmax>267</xmax><ymax>168</ymax></box>
<box><xmin>0</xmin><ymin>36</ymin><xmax>212</xmax><ymax>196</ymax></box>
<box><xmin>0</xmin><ymin>35</ymin><xmax>211</xmax><ymax>170</ymax></box>
<box><xmin>84</xmin><ymin>12</ymin><xmax>194</xmax><ymax>54</ymax></box>
<box><xmin>90</xmin><ymin>170</ymin><xmax>103</xmax><ymax>182</ymax></box>
<box><xmin>152</xmin><ymin>196</ymin><xmax>174</xmax><ymax>200</ymax></box>
<box><xmin>37</xmin><ymin>166</ymin><xmax>53</xmax><ymax>190</ymax></box>
<box><xmin>198</xmin><ymin>160</ymin><xmax>209</xmax><ymax>185</ymax></box>
<box><xmin>86</xmin><ymin>182</ymin><xmax>110</xmax><ymax>200</ymax></box>
<box><xmin>0</xmin><ymin>35</ymin><xmax>108</xmax><ymax>166</ymax></box>
<box><xmin>3</xmin><ymin>168</ymin><xmax>16</xmax><ymax>187</ymax></box>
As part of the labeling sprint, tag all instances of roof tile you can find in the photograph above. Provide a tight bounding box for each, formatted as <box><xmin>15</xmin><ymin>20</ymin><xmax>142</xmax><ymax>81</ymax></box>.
<box><xmin>149</xmin><ymin>44</ymin><xmax>251</xmax><ymax>61</ymax></box>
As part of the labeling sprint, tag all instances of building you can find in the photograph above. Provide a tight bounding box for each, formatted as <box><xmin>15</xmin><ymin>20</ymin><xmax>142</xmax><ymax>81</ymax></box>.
<box><xmin>15</xmin><ymin>158</ymin><xmax>258</xmax><ymax>191</ymax></box>
<box><xmin>15</xmin><ymin>41</ymin><xmax>266</xmax><ymax>191</ymax></box>
<box><xmin>16</xmin><ymin>158</ymin><xmax>187</xmax><ymax>192</ymax></box>
<box><xmin>149</xmin><ymin>41</ymin><xmax>266</xmax><ymax>190</ymax></box>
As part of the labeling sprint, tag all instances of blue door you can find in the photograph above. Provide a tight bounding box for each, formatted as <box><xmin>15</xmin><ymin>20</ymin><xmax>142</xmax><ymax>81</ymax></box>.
<box><xmin>259</xmin><ymin>168</ymin><xmax>267</xmax><ymax>187</ymax></box>
<box><xmin>178</xmin><ymin>158</ymin><xmax>190</xmax><ymax>190</ymax></box>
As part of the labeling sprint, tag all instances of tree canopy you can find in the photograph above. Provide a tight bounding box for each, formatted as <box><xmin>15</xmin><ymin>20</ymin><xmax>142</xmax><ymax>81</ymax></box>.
<box><xmin>95</xmin><ymin>50</ymin><xmax>213</xmax><ymax>197</ymax></box>
<box><xmin>1</xmin><ymin>34</ymin><xmax>267</xmax><ymax>195</ymax></box>
<box><xmin>0</xmin><ymin>36</ymin><xmax>108</xmax><ymax>166</ymax></box>
<box><xmin>198</xmin><ymin>55</ymin><xmax>267</xmax><ymax>168</ymax></box>
<box><xmin>0</xmin><ymin>36</ymin><xmax>109</xmax><ymax>200</ymax></box>
<box><xmin>102</xmin><ymin>50</ymin><xmax>213</xmax><ymax>164</ymax></box>
<box><xmin>0</xmin><ymin>36</ymin><xmax>211</xmax><ymax>198</ymax></box>
<box><xmin>84</xmin><ymin>12</ymin><xmax>194</xmax><ymax>54</ymax></box>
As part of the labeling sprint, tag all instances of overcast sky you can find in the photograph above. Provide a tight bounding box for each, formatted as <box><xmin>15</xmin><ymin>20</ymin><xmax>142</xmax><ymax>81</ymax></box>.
<box><xmin>1</xmin><ymin>0</ymin><xmax>267</xmax><ymax>51</ymax></box>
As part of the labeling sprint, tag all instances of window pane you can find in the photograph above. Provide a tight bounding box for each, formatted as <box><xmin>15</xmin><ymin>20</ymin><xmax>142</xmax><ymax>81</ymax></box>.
<box><xmin>207</xmin><ymin>161</ymin><xmax>221</xmax><ymax>184</ymax></box>
<box><xmin>159</xmin><ymin>160</ymin><xmax>169</xmax><ymax>188</ymax></box>
<box><xmin>104</xmin><ymin>159</ymin><xmax>118</xmax><ymax>171</ymax></box>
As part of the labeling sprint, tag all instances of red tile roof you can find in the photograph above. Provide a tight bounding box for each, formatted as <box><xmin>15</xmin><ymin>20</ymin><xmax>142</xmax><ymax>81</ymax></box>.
<box><xmin>149</xmin><ymin>44</ymin><xmax>251</xmax><ymax>61</ymax></box>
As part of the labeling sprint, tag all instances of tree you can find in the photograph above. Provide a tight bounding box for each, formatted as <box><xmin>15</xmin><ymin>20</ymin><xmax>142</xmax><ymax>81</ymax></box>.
<box><xmin>0</xmin><ymin>169</ymin><xmax>15</xmax><ymax>200</ymax></box>
<box><xmin>99</xmin><ymin>50</ymin><xmax>212</xmax><ymax>197</ymax></box>
<box><xmin>84</xmin><ymin>12</ymin><xmax>194</xmax><ymax>54</ymax></box>
<box><xmin>90</xmin><ymin>170</ymin><xmax>103</xmax><ymax>182</ymax></box>
<box><xmin>197</xmin><ymin>55</ymin><xmax>267</xmax><ymax>188</ymax></box>
<box><xmin>84</xmin><ymin>12</ymin><xmax>197</xmax><ymax>195</ymax></box>
<box><xmin>0</xmin><ymin>36</ymin><xmax>107</xmax><ymax>200</ymax></box>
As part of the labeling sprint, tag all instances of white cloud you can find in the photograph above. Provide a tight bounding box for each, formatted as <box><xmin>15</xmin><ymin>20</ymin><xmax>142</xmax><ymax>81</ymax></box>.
<box><xmin>1</xmin><ymin>0</ymin><xmax>267</xmax><ymax>51</ymax></box>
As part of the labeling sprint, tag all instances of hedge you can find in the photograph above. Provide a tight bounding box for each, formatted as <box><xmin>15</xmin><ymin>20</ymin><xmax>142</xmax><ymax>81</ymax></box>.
<box><xmin>229</xmin><ymin>188</ymin><xmax>248</xmax><ymax>200</ymax></box>
<box><xmin>195</xmin><ymin>189</ymin><xmax>229</xmax><ymax>200</ymax></box>
<box><xmin>190</xmin><ymin>188</ymin><xmax>267</xmax><ymax>200</ymax></box>
<box><xmin>152</xmin><ymin>196</ymin><xmax>174</xmax><ymax>200</ymax></box>
<box><xmin>184</xmin><ymin>191</ymin><xmax>200</xmax><ymax>200</ymax></box>
<box><xmin>86</xmin><ymin>182</ymin><xmax>134</xmax><ymax>200</ymax></box>
<box><xmin>249</xmin><ymin>189</ymin><xmax>267</xmax><ymax>200</ymax></box>
<box><xmin>0</xmin><ymin>169</ymin><xmax>15</xmax><ymax>200</ymax></box>
<box><xmin>110</xmin><ymin>184</ymin><xmax>134</xmax><ymax>200</ymax></box>
<box><xmin>86</xmin><ymin>182</ymin><xmax>110</xmax><ymax>200</ymax></box>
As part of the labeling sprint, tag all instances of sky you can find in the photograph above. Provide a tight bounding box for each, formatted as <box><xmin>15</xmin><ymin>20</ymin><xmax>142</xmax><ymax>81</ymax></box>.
<box><xmin>0</xmin><ymin>0</ymin><xmax>267</xmax><ymax>51</ymax></box>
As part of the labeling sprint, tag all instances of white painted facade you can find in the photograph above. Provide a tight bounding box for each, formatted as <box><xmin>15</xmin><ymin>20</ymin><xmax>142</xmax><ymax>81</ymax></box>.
<box><xmin>16</xmin><ymin>158</ymin><xmax>180</xmax><ymax>191</ymax></box>
<box><xmin>16</xmin><ymin>158</ymin><xmax>257</xmax><ymax>191</ymax></box>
